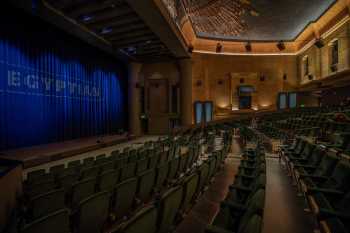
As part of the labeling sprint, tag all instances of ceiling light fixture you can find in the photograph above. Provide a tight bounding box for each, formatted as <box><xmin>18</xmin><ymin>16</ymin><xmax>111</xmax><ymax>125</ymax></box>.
<box><xmin>315</xmin><ymin>38</ymin><xmax>325</xmax><ymax>48</ymax></box>
<box><xmin>277</xmin><ymin>41</ymin><xmax>285</xmax><ymax>51</ymax></box>
<box><xmin>216</xmin><ymin>43</ymin><xmax>223</xmax><ymax>53</ymax></box>
<box><xmin>81</xmin><ymin>15</ymin><xmax>93</xmax><ymax>22</ymax></box>
<box><xmin>179</xmin><ymin>0</ymin><xmax>258</xmax><ymax>36</ymax></box>
<box><xmin>245</xmin><ymin>42</ymin><xmax>252</xmax><ymax>52</ymax></box>
<box><xmin>101</xmin><ymin>27</ymin><xmax>112</xmax><ymax>34</ymax></box>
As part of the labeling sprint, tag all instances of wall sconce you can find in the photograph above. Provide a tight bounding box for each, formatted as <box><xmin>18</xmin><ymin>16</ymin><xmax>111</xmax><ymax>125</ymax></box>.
<box><xmin>188</xmin><ymin>44</ymin><xmax>194</xmax><ymax>53</ymax></box>
<box><xmin>283</xmin><ymin>74</ymin><xmax>287</xmax><ymax>81</ymax></box>
<box><xmin>216</xmin><ymin>43</ymin><xmax>223</xmax><ymax>53</ymax></box>
<box><xmin>245</xmin><ymin>42</ymin><xmax>252</xmax><ymax>52</ymax></box>
<box><xmin>195</xmin><ymin>80</ymin><xmax>202</xmax><ymax>87</ymax></box>
<box><xmin>277</xmin><ymin>41</ymin><xmax>285</xmax><ymax>51</ymax></box>
<box><xmin>315</xmin><ymin>38</ymin><xmax>324</xmax><ymax>48</ymax></box>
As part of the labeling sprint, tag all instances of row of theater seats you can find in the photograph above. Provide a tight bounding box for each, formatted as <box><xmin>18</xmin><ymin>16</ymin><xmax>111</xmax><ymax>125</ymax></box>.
<box><xmin>19</xmin><ymin>128</ymin><xmax>233</xmax><ymax>233</ymax></box>
<box><xmin>280</xmin><ymin>137</ymin><xmax>350</xmax><ymax>233</ymax></box>
<box><xmin>205</xmin><ymin>142</ymin><xmax>266</xmax><ymax>233</ymax></box>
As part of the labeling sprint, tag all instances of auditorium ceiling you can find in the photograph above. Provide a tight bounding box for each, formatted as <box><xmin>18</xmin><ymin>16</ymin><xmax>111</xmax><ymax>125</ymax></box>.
<box><xmin>163</xmin><ymin>0</ymin><xmax>337</xmax><ymax>41</ymax></box>
<box><xmin>37</xmin><ymin>0</ymin><xmax>186</xmax><ymax>62</ymax></box>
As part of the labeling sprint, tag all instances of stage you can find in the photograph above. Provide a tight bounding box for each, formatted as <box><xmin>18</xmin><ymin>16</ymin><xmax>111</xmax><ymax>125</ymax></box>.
<box><xmin>0</xmin><ymin>134</ymin><xmax>136</xmax><ymax>169</ymax></box>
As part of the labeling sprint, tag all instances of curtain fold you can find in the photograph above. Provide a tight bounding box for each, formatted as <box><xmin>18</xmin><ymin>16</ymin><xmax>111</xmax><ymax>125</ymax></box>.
<box><xmin>0</xmin><ymin>7</ymin><xmax>127</xmax><ymax>150</ymax></box>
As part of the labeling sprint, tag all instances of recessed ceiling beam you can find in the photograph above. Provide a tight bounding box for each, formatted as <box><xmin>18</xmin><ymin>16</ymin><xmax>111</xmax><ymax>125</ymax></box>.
<box><xmin>106</xmin><ymin>29</ymin><xmax>152</xmax><ymax>41</ymax></box>
<box><xmin>126</xmin><ymin>0</ymin><xmax>189</xmax><ymax>58</ymax></box>
<box><xmin>112</xmin><ymin>36</ymin><xmax>158</xmax><ymax>48</ymax></box>
<box><xmin>87</xmin><ymin>15</ymin><xmax>140</xmax><ymax>30</ymax></box>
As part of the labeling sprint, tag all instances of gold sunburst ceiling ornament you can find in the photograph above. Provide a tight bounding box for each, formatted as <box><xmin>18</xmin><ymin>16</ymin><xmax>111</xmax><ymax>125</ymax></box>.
<box><xmin>163</xmin><ymin>0</ymin><xmax>259</xmax><ymax>36</ymax></box>
<box><xmin>182</xmin><ymin>0</ymin><xmax>258</xmax><ymax>36</ymax></box>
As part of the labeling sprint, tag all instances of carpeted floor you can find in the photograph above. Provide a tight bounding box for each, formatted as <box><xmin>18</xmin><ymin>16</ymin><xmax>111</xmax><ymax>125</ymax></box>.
<box><xmin>176</xmin><ymin>140</ymin><xmax>315</xmax><ymax>233</ymax></box>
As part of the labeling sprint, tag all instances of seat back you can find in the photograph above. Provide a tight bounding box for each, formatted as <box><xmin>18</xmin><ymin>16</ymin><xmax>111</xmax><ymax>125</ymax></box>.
<box><xmin>49</xmin><ymin>165</ymin><xmax>65</xmax><ymax>176</ymax></box>
<box><xmin>121</xmin><ymin>163</ymin><xmax>136</xmax><ymax>181</ymax></box>
<box><xmin>158</xmin><ymin>151</ymin><xmax>168</xmax><ymax>164</ymax></box>
<box><xmin>99</xmin><ymin>170</ymin><xmax>120</xmax><ymax>192</ymax></box>
<box><xmin>99</xmin><ymin>162</ymin><xmax>115</xmax><ymax>173</ymax></box>
<box><xmin>95</xmin><ymin>154</ymin><xmax>107</xmax><ymax>164</ymax></box>
<box><xmin>158</xmin><ymin>186</ymin><xmax>183</xmax><ymax>233</ymax></box>
<box><xmin>314</xmin><ymin>151</ymin><xmax>339</xmax><ymax>176</ymax></box>
<box><xmin>181</xmin><ymin>173</ymin><xmax>199</xmax><ymax>212</ymax></box>
<box><xmin>168</xmin><ymin>158</ymin><xmax>180</xmax><ymax>181</ymax></box>
<box><xmin>137</xmin><ymin>169</ymin><xmax>156</xmax><ymax>203</ymax></box>
<box><xmin>239</xmin><ymin>215</ymin><xmax>262</xmax><ymax>233</ymax></box>
<box><xmin>238</xmin><ymin>189</ymin><xmax>265</xmax><ymax>233</ymax></box>
<box><xmin>30</xmin><ymin>189</ymin><xmax>65</xmax><ymax>220</ymax></box>
<box><xmin>75</xmin><ymin>191</ymin><xmax>110</xmax><ymax>233</ymax></box>
<box><xmin>119</xmin><ymin>206</ymin><xmax>158</xmax><ymax>233</ymax></box>
<box><xmin>155</xmin><ymin>162</ymin><xmax>170</xmax><ymax>191</ymax></box>
<box><xmin>68</xmin><ymin>160</ymin><xmax>81</xmax><ymax>168</ymax></box>
<box><xmin>59</xmin><ymin>174</ymin><xmax>78</xmax><ymax>193</ymax></box>
<box><xmin>307</xmin><ymin>146</ymin><xmax>324</xmax><ymax>166</ymax></box>
<box><xmin>83</xmin><ymin>157</ymin><xmax>95</xmax><ymax>167</ymax></box>
<box><xmin>21</xmin><ymin>209</ymin><xmax>70</xmax><ymax>233</ymax></box>
<box><xmin>322</xmin><ymin>161</ymin><xmax>350</xmax><ymax>192</ymax></box>
<box><xmin>197</xmin><ymin>162</ymin><xmax>210</xmax><ymax>192</ymax></box>
<box><xmin>301</xmin><ymin>143</ymin><xmax>316</xmax><ymax>158</ymax></box>
<box><xmin>115</xmin><ymin>157</ymin><xmax>127</xmax><ymax>169</ymax></box>
<box><xmin>71</xmin><ymin>178</ymin><xmax>96</xmax><ymax>208</ymax></box>
<box><xmin>178</xmin><ymin>154</ymin><xmax>188</xmax><ymax>175</ymax></box>
<box><xmin>80</xmin><ymin>166</ymin><xmax>100</xmax><ymax>180</ymax></box>
<box><xmin>207</xmin><ymin>156</ymin><xmax>217</xmax><ymax>179</ymax></box>
<box><xmin>26</xmin><ymin>169</ymin><xmax>46</xmax><ymax>183</ymax></box>
<box><xmin>334</xmin><ymin>190</ymin><xmax>350</xmax><ymax>212</ymax></box>
<box><xmin>295</xmin><ymin>139</ymin><xmax>306</xmax><ymax>154</ymax></box>
<box><xmin>112</xmin><ymin>178</ymin><xmax>138</xmax><ymax>220</ymax></box>
<box><xmin>26</xmin><ymin>181</ymin><xmax>57</xmax><ymax>198</ymax></box>
<box><xmin>136</xmin><ymin>158</ymin><xmax>148</xmax><ymax>175</ymax></box>
<box><xmin>148</xmin><ymin>153</ymin><xmax>159</xmax><ymax>169</ymax></box>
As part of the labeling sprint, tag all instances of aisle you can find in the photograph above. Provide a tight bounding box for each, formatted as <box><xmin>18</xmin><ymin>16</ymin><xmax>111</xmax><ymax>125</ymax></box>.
<box><xmin>175</xmin><ymin>138</ymin><xmax>242</xmax><ymax>233</ymax></box>
<box><xmin>262</xmin><ymin>158</ymin><xmax>314</xmax><ymax>233</ymax></box>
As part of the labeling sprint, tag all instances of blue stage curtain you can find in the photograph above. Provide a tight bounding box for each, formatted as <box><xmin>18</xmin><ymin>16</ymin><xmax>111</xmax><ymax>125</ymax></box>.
<box><xmin>0</xmin><ymin>6</ymin><xmax>127</xmax><ymax>150</ymax></box>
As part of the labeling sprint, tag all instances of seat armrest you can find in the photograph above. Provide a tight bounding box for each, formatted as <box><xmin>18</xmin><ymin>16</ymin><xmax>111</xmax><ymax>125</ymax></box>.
<box><xmin>235</xmin><ymin>174</ymin><xmax>256</xmax><ymax>179</ymax></box>
<box><xmin>221</xmin><ymin>201</ymin><xmax>246</xmax><ymax>212</ymax></box>
<box><xmin>205</xmin><ymin>225</ymin><xmax>235</xmax><ymax>233</ymax></box>
<box><xmin>308</xmin><ymin>195</ymin><xmax>320</xmax><ymax>215</ymax></box>
<box><xmin>229</xmin><ymin>184</ymin><xmax>252</xmax><ymax>192</ymax></box>
<box><xmin>308</xmin><ymin>188</ymin><xmax>344</xmax><ymax>196</ymax></box>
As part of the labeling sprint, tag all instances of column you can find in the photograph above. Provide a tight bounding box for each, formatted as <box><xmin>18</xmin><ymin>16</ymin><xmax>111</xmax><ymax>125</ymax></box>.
<box><xmin>178</xmin><ymin>58</ymin><xmax>193</xmax><ymax>126</ymax></box>
<box><xmin>128</xmin><ymin>62</ymin><xmax>143</xmax><ymax>136</ymax></box>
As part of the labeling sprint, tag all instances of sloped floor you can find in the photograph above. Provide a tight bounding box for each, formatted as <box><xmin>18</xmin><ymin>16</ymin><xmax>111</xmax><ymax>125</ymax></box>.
<box><xmin>262</xmin><ymin>158</ymin><xmax>315</xmax><ymax>233</ymax></box>
<box><xmin>176</xmin><ymin>140</ymin><xmax>315</xmax><ymax>233</ymax></box>
<box><xmin>175</xmin><ymin>138</ymin><xmax>242</xmax><ymax>233</ymax></box>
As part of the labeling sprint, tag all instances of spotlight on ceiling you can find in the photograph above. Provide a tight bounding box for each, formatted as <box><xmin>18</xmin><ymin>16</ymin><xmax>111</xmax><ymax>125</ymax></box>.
<box><xmin>277</xmin><ymin>41</ymin><xmax>285</xmax><ymax>51</ymax></box>
<box><xmin>188</xmin><ymin>44</ymin><xmax>194</xmax><ymax>53</ymax></box>
<box><xmin>315</xmin><ymin>38</ymin><xmax>325</xmax><ymax>49</ymax></box>
<box><xmin>245</xmin><ymin>42</ymin><xmax>252</xmax><ymax>52</ymax></box>
<box><xmin>283</xmin><ymin>74</ymin><xmax>287</xmax><ymax>81</ymax></box>
<box><xmin>216</xmin><ymin>43</ymin><xmax>223</xmax><ymax>53</ymax></box>
<box><xmin>101</xmin><ymin>27</ymin><xmax>112</xmax><ymax>34</ymax></box>
<box><xmin>81</xmin><ymin>15</ymin><xmax>93</xmax><ymax>22</ymax></box>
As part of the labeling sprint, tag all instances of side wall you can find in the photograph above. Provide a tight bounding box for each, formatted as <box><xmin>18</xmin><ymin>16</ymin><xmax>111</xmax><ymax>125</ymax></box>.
<box><xmin>192</xmin><ymin>53</ymin><xmax>298</xmax><ymax>120</ymax></box>
<box><xmin>298</xmin><ymin>21</ymin><xmax>350</xmax><ymax>84</ymax></box>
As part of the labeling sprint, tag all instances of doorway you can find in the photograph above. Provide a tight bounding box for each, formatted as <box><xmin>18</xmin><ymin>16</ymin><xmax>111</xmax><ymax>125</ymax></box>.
<box><xmin>239</xmin><ymin>96</ymin><xmax>252</xmax><ymax>109</ymax></box>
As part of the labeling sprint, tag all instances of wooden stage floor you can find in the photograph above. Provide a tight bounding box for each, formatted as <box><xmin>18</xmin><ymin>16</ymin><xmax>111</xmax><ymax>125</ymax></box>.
<box><xmin>0</xmin><ymin>134</ymin><xmax>135</xmax><ymax>169</ymax></box>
